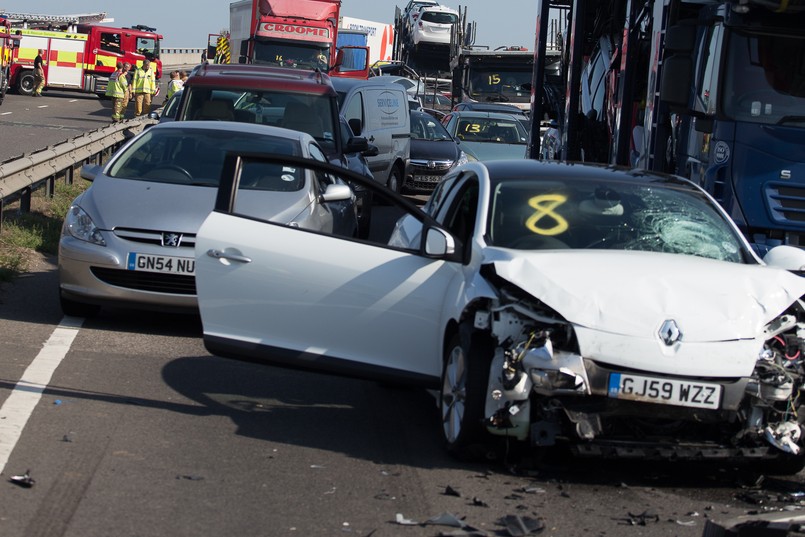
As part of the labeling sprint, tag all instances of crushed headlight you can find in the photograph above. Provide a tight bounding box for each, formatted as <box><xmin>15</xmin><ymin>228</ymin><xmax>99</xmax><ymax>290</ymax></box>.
<box><xmin>64</xmin><ymin>205</ymin><xmax>106</xmax><ymax>246</ymax></box>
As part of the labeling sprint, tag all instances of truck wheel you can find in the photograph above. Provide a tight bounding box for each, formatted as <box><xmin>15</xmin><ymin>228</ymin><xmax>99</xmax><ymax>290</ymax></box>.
<box><xmin>17</xmin><ymin>71</ymin><xmax>35</xmax><ymax>96</ymax></box>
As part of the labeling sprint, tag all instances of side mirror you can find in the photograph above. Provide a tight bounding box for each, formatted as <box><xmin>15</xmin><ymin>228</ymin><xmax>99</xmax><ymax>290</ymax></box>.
<box><xmin>763</xmin><ymin>245</ymin><xmax>805</xmax><ymax>272</ymax></box>
<box><xmin>80</xmin><ymin>164</ymin><xmax>101</xmax><ymax>182</ymax></box>
<box><xmin>333</xmin><ymin>49</ymin><xmax>344</xmax><ymax>69</ymax></box>
<box><xmin>363</xmin><ymin>143</ymin><xmax>380</xmax><ymax>157</ymax></box>
<box><xmin>659</xmin><ymin>55</ymin><xmax>692</xmax><ymax>110</ymax></box>
<box><xmin>345</xmin><ymin>136</ymin><xmax>369</xmax><ymax>153</ymax></box>
<box><xmin>425</xmin><ymin>227</ymin><xmax>455</xmax><ymax>256</ymax></box>
<box><xmin>321</xmin><ymin>183</ymin><xmax>353</xmax><ymax>203</ymax></box>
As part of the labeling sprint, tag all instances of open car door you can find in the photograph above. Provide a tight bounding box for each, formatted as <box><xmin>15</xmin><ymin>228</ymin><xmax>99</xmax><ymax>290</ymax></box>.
<box><xmin>194</xmin><ymin>154</ymin><xmax>462</xmax><ymax>388</ymax></box>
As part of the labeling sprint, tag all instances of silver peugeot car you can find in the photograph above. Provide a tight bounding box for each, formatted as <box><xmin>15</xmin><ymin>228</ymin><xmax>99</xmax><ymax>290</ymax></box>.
<box><xmin>58</xmin><ymin>121</ymin><xmax>356</xmax><ymax>317</ymax></box>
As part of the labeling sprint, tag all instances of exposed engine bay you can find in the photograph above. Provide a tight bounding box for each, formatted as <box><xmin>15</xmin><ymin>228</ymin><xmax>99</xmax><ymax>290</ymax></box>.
<box><xmin>475</xmin><ymin>283</ymin><xmax>805</xmax><ymax>464</ymax></box>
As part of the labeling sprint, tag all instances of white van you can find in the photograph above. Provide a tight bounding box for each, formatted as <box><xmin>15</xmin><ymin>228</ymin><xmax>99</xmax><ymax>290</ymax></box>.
<box><xmin>331</xmin><ymin>77</ymin><xmax>411</xmax><ymax>193</ymax></box>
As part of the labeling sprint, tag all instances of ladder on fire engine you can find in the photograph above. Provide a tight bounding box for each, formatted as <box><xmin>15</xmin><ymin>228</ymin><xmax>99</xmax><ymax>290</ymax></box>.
<box><xmin>0</xmin><ymin>12</ymin><xmax>111</xmax><ymax>31</ymax></box>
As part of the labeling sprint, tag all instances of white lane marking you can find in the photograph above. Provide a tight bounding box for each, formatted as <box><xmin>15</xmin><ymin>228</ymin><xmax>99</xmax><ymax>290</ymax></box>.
<box><xmin>1</xmin><ymin>112</ymin><xmax>11</xmax><ymax>115</ymax></box>
<box><xmin>0</xmin><ymin>316</ymin><xmax>84</xmax><ymax>473</ymax></box>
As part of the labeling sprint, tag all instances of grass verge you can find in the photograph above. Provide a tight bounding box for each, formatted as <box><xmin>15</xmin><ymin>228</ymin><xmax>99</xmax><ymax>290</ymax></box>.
<box><xmin>0</xmin><ymin>178</ymin><xmax>89</xmax><ymax>282</ymax></box>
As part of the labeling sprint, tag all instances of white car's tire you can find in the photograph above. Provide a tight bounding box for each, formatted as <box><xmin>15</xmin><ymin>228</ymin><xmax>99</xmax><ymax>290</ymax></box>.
<box><xmin>440</xmin><ymin>330</ymin><xmax>493</xmax><ymax>460</ymax></box>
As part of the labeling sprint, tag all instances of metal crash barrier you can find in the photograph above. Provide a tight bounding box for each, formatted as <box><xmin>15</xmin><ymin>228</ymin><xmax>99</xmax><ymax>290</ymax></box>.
<box><xmin>0</xmin><ymin>116</ymin><xmax>155</xmax><ymax>228</ymax></box>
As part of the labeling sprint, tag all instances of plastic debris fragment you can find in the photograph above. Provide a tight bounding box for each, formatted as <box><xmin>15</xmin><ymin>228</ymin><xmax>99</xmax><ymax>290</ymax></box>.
<box><xmin>425</xmin><ymin>512</ymin><xmax>466</xmax><ymax>527</ymax></box>
<box><xmin>395</xmin><ymin>513</ymin><xmax>418</xmax><ymax>525</ymax></box>
<box><xmin>175</xmin><ymin>474</ymin><xmax>204</xmax><ymax>481</ymax></box>
<box><xmin>471</xmin><ymin>497</ymin><xmax>489</xmax><ymax>507</ymax></box>
<box><xmin>9</xmin><ymin>470</ymin><xmax>34</xmax><ymax>488</ymax></box>
<box><xmin>619</xmin><ymin>510</ymin><xmax>660</xmax><ymax>526</ymax></box>
<box><xmin>444</xmin><ymin>485</ymin><xmax>462</xmax><ymax>497</ymax></box>
<box><xmin>764</xmin><ymin>422</ymin><xmax>802</xmax><ymax>454</ymax></box>
<box><xmin>499</xmin><ymin>514</ymin><xmax>545</xmax><ymax>536</ymax></box>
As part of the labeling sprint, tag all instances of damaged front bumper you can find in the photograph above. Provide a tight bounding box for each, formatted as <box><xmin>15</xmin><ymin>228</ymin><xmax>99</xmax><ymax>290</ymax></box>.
<box><xmin>478</xmin><ymin>303</ymin><xmax>805</xmax><ymax>461</ymax></box>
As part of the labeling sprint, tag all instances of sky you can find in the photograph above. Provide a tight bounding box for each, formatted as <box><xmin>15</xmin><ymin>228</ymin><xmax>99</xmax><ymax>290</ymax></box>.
<box><xmin>1</xmin><ymin>0</ymin><xmax>543</xmax><ymax>50</ymax></box>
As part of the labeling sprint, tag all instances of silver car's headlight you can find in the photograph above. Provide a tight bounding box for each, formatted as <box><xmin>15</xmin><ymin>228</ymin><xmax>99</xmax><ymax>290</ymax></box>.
<box><xmin>452</xmin><ymin>151</ymin><xmax>469</xmax><ymax>168</ymax></box>
<box><xmin>64</xmin><ymin>205</ymin><xmax>106</xmax><ymax>246</ymax></box>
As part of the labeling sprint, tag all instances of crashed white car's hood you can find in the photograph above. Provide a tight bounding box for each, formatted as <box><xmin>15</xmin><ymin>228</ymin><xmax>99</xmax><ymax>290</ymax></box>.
<box><xmin>487</xmin><ymin>249</ymin><xmax>805</xmax><ymax>342</ymax></box>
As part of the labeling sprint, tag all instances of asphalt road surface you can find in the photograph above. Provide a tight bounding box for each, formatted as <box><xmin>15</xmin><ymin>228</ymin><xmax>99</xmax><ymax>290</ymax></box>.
<box><xmin>1</xmin><ymin>79</ymin><xmax>805</xmax><ymax>537</ymax></box>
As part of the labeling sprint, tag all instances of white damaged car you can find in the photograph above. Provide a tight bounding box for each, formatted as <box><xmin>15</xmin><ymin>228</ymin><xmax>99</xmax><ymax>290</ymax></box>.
<box><xmin>194</xmin><ymin>158</ymin><xmax>805</xmax><ymax>473</ymax></box>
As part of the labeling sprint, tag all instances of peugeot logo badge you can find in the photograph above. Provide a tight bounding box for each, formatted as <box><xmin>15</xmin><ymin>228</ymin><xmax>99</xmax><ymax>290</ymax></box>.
<box><xmin>659</xmin><ymin>319</ymin><xmax>682</xmax><ymax>346</ymax></box>
<box><xmin>162</xmin><ymin>232</ymin><xmax>182</xmax><ymax>247</ymax></box>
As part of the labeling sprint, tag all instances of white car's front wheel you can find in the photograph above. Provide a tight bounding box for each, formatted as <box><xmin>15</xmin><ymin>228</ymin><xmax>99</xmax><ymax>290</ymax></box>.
<box><xmin>440</xmin><ymin>330</ymin><xmax>493</xmax><ymax>460</ymax></box>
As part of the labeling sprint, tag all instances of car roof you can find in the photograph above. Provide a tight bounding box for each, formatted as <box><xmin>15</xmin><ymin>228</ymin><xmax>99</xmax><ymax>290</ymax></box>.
<box><xmin>449</xmin><ymin>111</ymin><xmax>527</xmax><ymax>120</ymax></box>
<box><xmin>420</xmin><ymin>5</ymin><xmax>458</xmax><ymax>13</ymax></box>
<box><xmin>455</xmin><ymin>103</ymin><xmax>526</xmax><ymax>115</ymax></box>
<box><xmin>148</xmin><ymin>120</ymin><xmax>314</xmax><ymax>143</ymax></box>
<box><xmin>330</xmin><ymin>75</ymin><xmax>406</xmax><ymax>92</ymax></box>
<box><xmin>478</xmin><ymin>159</ymin><xmax>693</xmax><ymax>190</ymax></box>
<box><xmin>407</xmin><ymin>0</ymin><xmax>439</xmax><ymax>10</ymax></box>
<box><xmin>185</xmin><ymin>63</ymin><xmax>335</xmax><ymax>96</ymax></box>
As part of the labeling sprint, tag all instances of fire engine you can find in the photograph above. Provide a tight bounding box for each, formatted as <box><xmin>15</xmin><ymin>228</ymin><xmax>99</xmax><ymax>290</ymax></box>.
<box><xmin>0</xmin><ymin>17</ymin><xmax>20</xmax><ymax>104</ymax></box>
<box><xmin>0</xmin><ymin>11</ymin><xmax>162</xmax><ymax>98</ymax></box>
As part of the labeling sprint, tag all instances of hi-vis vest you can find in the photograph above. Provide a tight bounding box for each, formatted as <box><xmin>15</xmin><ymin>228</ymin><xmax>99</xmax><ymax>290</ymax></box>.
<box><xmin>105</xmin><ymin>70</ymin><xmax>126</xmax><ymax>98</ymax></box>
<box><xmin>133</xmin><ymin>66</ymin><xmax>156</xmax><ymax>94</ymax></box>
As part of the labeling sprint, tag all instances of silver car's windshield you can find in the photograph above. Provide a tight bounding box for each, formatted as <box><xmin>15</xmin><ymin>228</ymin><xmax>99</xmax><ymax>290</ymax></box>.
<box><xmin>487</xmin><ymin>178</ymin><xmax>747</xmax><ymax>263</ymax></box>
<box><xmin>453</xmin><ymin>117</ymin><xmax>527</xmax><ymax>144</ymax></box>
<box><xmin>107</xmin><ymin>129</ymin><xmax>301</xmax><ymax>188</ymax></box>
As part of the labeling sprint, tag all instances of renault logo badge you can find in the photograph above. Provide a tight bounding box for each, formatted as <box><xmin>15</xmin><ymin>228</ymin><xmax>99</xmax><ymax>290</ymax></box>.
<box><xmin>659</xmin><ymin>319</ymin><xmax>682</xmax><ymax>346</ymax></box>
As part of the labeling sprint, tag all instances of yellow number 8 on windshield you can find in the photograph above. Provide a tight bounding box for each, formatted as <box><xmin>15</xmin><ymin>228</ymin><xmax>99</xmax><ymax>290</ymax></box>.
<box><xmin>525</xmin><ymin>194</ymin><xmax>569</xmax><ymax>236</ymax></box>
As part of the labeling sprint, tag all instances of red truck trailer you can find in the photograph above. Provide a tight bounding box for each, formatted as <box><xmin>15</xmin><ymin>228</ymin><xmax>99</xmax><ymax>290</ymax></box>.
<box><xmin>1</xmin><ymin>11</ymin><xmax>162</xmax><ymax>97</ymax></box>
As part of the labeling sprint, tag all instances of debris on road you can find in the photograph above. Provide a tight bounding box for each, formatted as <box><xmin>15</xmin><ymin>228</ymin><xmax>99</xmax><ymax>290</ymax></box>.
<box><xmin>9</xmin><ymin>470</ymin><xmax>34</xmax><ymax>488</ymax></box>
<box><xmin>617</xmin><ymin>510</ymin><xmax>660</xmax><ymax>526</ymax></box>
<box><xmin>394</xmin><ymin>513</ymin><xmax>418</xmax><ymax>526</ymax></box>
<box><xmin>444</xmin><ymin>485</ymin><xmax>462</xmax><ymax>497</ymax></box>
<box><xmin>175</xmin><ymin>474</ymin><xmax>204</xmax><ymax>481</ymax></box>
<box><xmin>499</xmin><ymin>514</ymin><xmax>545</xmax><ymax>536</ymax></box>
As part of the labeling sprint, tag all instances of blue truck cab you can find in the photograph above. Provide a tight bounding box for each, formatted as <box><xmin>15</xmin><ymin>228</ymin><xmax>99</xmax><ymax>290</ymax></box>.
<box><xmin>662</xmin><ymin>2</ymin><xmax>805</xmax><ymax>253</ymax></box>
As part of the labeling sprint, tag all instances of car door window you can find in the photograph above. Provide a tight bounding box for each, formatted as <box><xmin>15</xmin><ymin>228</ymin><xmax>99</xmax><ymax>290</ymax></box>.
<box><xmin>344</xmin><ymin>92</ymin><xmax>364</xmax><ymax>134</ymax></box>
<box><xmin>309</xmin><ymin>143</ymin><xmax>335</xmax><ymax>192</ymax></box>
<box><xmin>440</xmin><ymin>178</ymin><xmax>479</xmax><ymax>261</ymax></box>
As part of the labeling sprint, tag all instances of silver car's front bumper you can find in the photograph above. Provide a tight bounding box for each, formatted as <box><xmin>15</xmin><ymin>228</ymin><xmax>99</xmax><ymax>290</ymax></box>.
<box><xmin>58</xmin><ymin>232</ymin><xmax>198</xmax><ymax>311</ymax></box>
